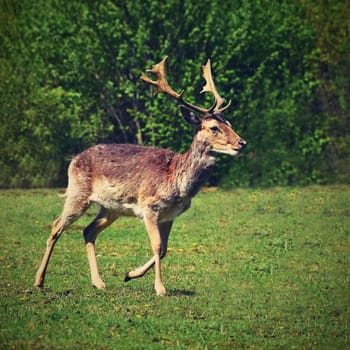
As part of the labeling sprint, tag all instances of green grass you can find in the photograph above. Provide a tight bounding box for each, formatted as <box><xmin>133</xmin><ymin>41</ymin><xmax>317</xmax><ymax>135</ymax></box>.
<box><xmin>0</xmin><ymin>186</ymin><xmax>349</xmax><ymax>349</ymax></box>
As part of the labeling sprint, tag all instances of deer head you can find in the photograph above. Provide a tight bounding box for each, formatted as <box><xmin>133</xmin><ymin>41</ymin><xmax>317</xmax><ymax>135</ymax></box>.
<box><xmin>141</xmin><ymin>56</ymin><xmax>246</xmax><ymax>156</ymax></box>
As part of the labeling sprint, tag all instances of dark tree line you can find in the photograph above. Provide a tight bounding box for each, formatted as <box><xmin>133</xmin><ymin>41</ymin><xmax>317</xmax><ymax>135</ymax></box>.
<box><xmin>0</xmin><ymin>0</ymin><xmax>349</xmax><ymax>188</ymax></box>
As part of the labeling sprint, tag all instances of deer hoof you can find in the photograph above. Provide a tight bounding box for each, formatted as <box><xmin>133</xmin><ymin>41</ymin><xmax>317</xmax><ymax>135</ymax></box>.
<box><xmin>92</xmin><ymin>280</ymin><xmax>106</xmax><ymax>290</ymax></box>
<box><xmin>124</xmin><ymin>273</ymin><xmax>131</xmax><ymax>282</ymax></box>
<box><xmin>155</xmin><ymin>285</ymin><xmax>167</xmax><ymax>297</ymax></box>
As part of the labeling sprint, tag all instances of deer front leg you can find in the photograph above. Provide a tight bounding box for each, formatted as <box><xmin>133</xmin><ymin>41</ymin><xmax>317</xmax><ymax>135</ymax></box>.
<box><xmin>144</xmin><ymin>214</ymin><xmax>167</xmax><ymax>296</ymax></box>
<box><xmin>124</xmin><ymin>221</ymin><xmax>172</xmax><ymax>287</ymax></box>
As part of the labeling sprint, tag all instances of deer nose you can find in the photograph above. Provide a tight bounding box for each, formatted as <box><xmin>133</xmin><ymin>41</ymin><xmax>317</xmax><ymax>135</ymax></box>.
<box><xmin>239</xmin><ymin>138</ymin><xmax>247</xmax><ymax>149</ymax></box>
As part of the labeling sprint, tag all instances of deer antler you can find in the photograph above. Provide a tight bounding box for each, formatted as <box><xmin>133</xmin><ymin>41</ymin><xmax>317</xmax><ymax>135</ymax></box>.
<box><xmin>141</xmin><ymin>56</ymin><xmax>231</xmax><ymax>115</ymax></box>
<box><xmin>141</xmin><ymin>56</ymin><xmax>211</xmax><ymax>114</ymax></box>
<box><xmin>201</xmin><ymin>59</ymin><xmax>231</xmax><ymax>113</ymax></box>
<box><xmin>140</xmin><ymin>56</ymin><xmax>183</xmax><ymax>100</ymax></box>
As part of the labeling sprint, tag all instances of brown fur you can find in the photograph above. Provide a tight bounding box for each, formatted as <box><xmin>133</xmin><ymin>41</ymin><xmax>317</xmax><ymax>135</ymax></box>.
<box><xmin>34</xmin><ymin>110</ymin><xmax>246</xmax><ymax>296</ymax></box>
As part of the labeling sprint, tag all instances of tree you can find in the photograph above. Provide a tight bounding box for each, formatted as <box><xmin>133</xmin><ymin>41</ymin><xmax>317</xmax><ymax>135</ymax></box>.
<box><xmin>0</xmin><ymin>0</ymin><xmax>349</xmax><ymax>187</ymax></box>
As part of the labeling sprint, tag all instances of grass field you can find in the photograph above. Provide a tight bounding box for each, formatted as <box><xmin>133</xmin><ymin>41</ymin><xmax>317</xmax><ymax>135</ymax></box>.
<box><xmin>0</xmin><ymin>186</ymin><xmax>349</xmax><ymax>349</ymax></box>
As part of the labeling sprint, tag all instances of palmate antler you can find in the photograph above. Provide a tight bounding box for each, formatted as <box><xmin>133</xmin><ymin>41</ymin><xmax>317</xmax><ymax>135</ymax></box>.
<box><xmin>201</xmin><ymin>59</ymin><xmax>231</xmax><ymax>113</ymax></box>
<box><xmin>140</xmin><ymin>56</ymin><xmax>231</xmax><ymax>115</ymax></box>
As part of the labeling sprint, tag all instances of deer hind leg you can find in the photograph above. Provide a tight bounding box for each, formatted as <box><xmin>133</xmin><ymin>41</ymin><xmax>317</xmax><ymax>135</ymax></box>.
<box><xmin>34</xmin><ymin>195</ymin><xmax>90</xmax><ymax>289</ymax></box>
<box><xmin>124</xmin><ymin>220</ymin><xmax>173</xmax><ymax>296</ymax></box>
<box><xmin>83</xmin><ymin>207</ymin><xmax>118</xmax><ymax>290</ymax></box>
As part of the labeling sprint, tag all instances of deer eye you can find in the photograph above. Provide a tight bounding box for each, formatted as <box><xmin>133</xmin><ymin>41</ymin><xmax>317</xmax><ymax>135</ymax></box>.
<box><xmin>210</xmin><ymin>126</ymin><xmax>220</xmax><ymax>133</ymax></box>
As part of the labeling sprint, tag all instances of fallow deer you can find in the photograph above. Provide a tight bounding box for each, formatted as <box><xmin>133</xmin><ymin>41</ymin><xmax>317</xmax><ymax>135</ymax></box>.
<box><xmin>34</xmin><ymin>56</ymin><xmax>246</xmax><ymax>296</ymax></box>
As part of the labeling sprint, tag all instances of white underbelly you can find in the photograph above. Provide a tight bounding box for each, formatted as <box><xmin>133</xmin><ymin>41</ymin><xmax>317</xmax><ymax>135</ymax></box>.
<box><xmin>89</xmin><ymin>194</ymin><xmax>145</xmax><ymax>219</ymax></box>
<box><xmin>89</xmin><ymin>187</ymin><xmax>191</xmax><ymax>222</ymax></box>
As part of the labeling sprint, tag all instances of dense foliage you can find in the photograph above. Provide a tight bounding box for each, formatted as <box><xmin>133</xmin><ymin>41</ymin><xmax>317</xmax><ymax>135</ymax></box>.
<box><xmin>1</xmin><ymin>0</ymin><xmax>349</xmax><ymax>187</ymax></box>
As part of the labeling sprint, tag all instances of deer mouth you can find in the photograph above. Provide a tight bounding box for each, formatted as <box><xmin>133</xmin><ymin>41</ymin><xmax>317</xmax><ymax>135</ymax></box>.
<box><xmin>232</xmin><ymin>149</ymin><xmax>243</xmax><ymax>156</ymax></box>
<box><xmin>233</xmin><ymin>140</ymin><xmax>247</xmax><ymax>155</ymax></box>
<box><xmin>212</xmin><ymin>147</ymin><xmax>241</xmax><ymax>156</ymax></box>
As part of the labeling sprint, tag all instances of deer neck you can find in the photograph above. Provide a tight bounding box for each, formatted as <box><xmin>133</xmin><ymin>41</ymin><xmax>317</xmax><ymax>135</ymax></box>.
<box><xmin>170</xmin><ymin>133</ymin><xmax>216</xmax><ymax>198</ymax></box>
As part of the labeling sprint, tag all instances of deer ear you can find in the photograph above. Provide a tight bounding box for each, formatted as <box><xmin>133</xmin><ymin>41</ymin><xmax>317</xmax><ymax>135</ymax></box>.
<box><xmin>179</xmin><ymin>105</ymin><xmax>201</xmax><ymax>125</ymax></box>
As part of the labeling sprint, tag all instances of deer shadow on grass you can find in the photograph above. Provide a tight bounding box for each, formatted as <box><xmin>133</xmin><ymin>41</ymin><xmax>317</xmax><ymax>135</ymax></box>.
<box><xmin>167</xmin><ymin>289</ymin><xmax>196</xmax><ymax>297</ymax></box>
